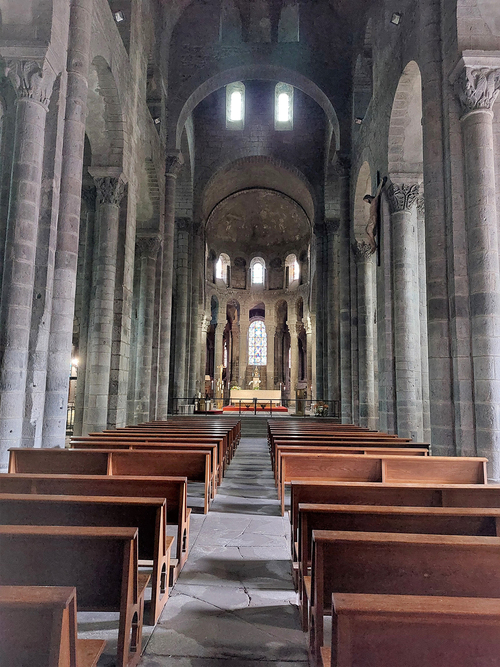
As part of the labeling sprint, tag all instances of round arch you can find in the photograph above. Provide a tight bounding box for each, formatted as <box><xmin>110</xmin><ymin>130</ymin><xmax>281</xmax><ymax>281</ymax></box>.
<box><xmin>168</xmin><ymin>64</ymin><xmax>340</xmax><ymax>153</ymax></box>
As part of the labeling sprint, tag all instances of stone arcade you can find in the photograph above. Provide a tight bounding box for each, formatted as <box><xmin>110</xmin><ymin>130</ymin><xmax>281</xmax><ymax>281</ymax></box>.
<box><xmin>0</xmin><ymin>0</ymin><xmax>499</xmax><ymax>476</ymax></box>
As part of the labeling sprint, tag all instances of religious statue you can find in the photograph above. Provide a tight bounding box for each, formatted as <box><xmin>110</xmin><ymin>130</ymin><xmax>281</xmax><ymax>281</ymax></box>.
<box><xmin>250</xmin><ymin>367</ymin><xmax>261</xmax><ymax>390</ymax></box>
<box><xmin>363</xmin><ymin>176</ymin><xmax>387</xmax><ymax>253</ymax></box>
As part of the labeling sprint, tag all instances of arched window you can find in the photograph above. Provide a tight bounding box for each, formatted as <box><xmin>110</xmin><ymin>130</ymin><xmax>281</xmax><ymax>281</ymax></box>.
<box><xmin>285</xmin><ymin>254</ymin><xmax>300</xmax><ymax>286</ymax></box>
<box><xmin>275</xmin><ymin>82</ymin><xmax>293</xmax><ymax>130</ymax></box>
<box><xmin>250</xmin><ymin>257</ymin><xmax>265</xmax><ymax>285</ymax></box>
<box><xmin>248</xmin><ymin>320</ymin><xmax>267</xmax><ymax>365</ymax></box>
<box><xmin>215</xmin><ymin>253</ymin><xmax>230</xmax><ymax>285</ymax></box>
<box><xmin>226</xmin><ymin>81</ymin><xmax>245</xmax><ymax>130</ymax></box>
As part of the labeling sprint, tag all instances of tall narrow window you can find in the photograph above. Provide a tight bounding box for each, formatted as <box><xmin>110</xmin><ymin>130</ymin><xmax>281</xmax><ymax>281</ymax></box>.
<box><xmin>248</xmin><ymin>320</ymin><xmax>267</xmax><ymax>366</ymax></box>
<box><xmin>250</xmin><ymin>257</ymin><xmax>265</xmax><ymax>285</ymax></box>
<box><xmin>275</xmin><ymin>83</ymin><xmax>293</xmax><ymax>130</ymax></box>
<box><xmin>215</xmin><ymin>253</ymin><xmax>230</xmax><ymax>285</ymax></box>
<box><xmin>285</xmin><ymin>253</ymin><xmax>300</xmax><ymax>286</ymax></box>
<box><xmin>226</xmin><ymin>82</ymin><xmax>245</xmax><ymax>130</ymax></box>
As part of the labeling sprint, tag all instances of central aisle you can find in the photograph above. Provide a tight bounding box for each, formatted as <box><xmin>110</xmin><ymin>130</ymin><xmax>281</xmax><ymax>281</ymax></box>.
<box><xmin>141</xmin><ymin>436</ymin><xmax>308</xmax><ymax>666</ymax></box>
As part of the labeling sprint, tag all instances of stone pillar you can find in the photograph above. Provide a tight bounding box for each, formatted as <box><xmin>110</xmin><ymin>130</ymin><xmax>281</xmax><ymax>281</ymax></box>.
<box><xmin>134</xmin><ymin>235</ymin><xmax>161</xmax><ymax>424</ymax></box>
<box><xmin>306</xmin><ymin>315</ymin><xmax>315</xmax><ymax>400</ymax></box>
<box><xmin>73</xmin><ymin>185</ymin><xmax>96</xmax><ymax>436</ymax></box>
<box><xmin>82</xmin><ymin>172</ymin><xmax>126</xmax><ymax>434</ymax></box>
<box><xmin>239</xmin><ymin>311</ymin><xmax>250</xmax><ymax>388</ymax></box>
<box><xmin>42</xmin><ymin>0</ymin><xmax>94</xmax><ymax>447</ymax></box>
<box><xmin>338</xmin><ymin>158</ymin><xmax>353</xmax><ymax>422</ymax></box>
<box><xmin>157</xmin><ymin>151</ymin><xmax>183</xmax><ymax>419</ymax></box>
<box><xmin>326</xmin><ymin>218</ymin><xmax>340</xmax><ymax>406</ymax></box>
<box><xmin>172</xmin><ymin>217</ymin><xmax>192</xmax><ymax>401</ymax></box>
<box><xmin>387</xmin><ymin>182</ymin><xmax>423</xmax><ymax>441</ymax></box>
<box><xmin>290</xmin><ymin>321</ymin><xmax>300</xmax><ymax>403</ymax></box>
<box><xmin>231</xmin><ymin>319</ymin><xmax>240</xmax><ymax>387</ymax></box>
<box><xmin>454</xmin><ymin>60</ymin><xmax>500</xmax><ymax>478</ymax></box>
<box><xmin>266</xmin><ymin>313</ymin><xmax>276</xmax><ymax>390</ymax></box>
<box><xmin>199</xmin><ymin>315</ymin><xmax>210</xmax><ymax>393</ymax></box>
<box><xmin>214</xmin><ymin>311</ymin><xmax>225</xmax><ymax>399</ymax></box>
<box><xmin>353</xmin><ymin>241</ymin><xmax>377</xmax><ymax>430</ymax></box>
<box><xmin>188</xmin><ymin>224</ymin><xmax>203</xmax><ymax>396</ymax></box>
<box><xmin>417</xmin><ymin>195</ymin><xmax>431</xmax><ymax>442</ymax></box>
<box><xmin>0</xmin><ymin>58</ymin><xmax>55</xmax><ymax>466</ymax></box>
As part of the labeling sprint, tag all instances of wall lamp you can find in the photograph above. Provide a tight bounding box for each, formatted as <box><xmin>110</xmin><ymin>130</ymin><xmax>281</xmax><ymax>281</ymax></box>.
<box><xmin>390</xmin><ymin>12</ymin><xmax>402</xmax><ymax>25</ymax></box>
<box><xmin>114</xmin><ymin>11</ymin><xmax>125</xmax><ymax>23</ymax></box>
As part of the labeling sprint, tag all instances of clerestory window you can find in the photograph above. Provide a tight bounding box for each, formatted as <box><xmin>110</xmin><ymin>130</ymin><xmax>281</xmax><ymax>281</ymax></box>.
<box><xmin>250</xmin><ymin>257</ymin><xmax>265</xmax><ymax>285</ymax></box>
<box><xmin>226</xmin><ymin>81</ymin><xmax>245</xmax><ymax>130</ymax></box>
<box><xmin>275</xmin><ymin>82</ymin><xmax>293</xmax><ymax>130</ymax></box>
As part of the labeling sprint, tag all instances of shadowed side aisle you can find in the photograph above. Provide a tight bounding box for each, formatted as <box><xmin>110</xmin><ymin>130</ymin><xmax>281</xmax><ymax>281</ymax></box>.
<box><xmin>140</xmin><ymin>435</ymin><xmax>308</xmax><ymax>666</ymax></box>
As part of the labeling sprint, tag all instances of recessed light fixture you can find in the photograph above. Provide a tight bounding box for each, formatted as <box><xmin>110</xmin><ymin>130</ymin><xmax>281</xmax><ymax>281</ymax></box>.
<box><xmin>390</xmin><ymin>12</ymin><xmax>402</xmax><ymax>25</ymax></box>
<box><xmin>114</xmin><ymin>10</ymin><xmax>125</xmax><ymax>23</ymax></box>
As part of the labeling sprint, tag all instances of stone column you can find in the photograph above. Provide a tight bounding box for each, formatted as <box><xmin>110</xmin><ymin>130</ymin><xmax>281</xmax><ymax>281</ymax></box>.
<box><xmin>82</xmin><ymin>172</ymin><xmax>126</xmax><ymax>434</ymax></box>
<box><xmin>0</xmin><ymin>58</ymin><xmax>55</xmax><ymax>466</ymax></box>
<box><xmin>454</xmin><ymin>60</ymin><xmax>500</xmax><ymax>478</ymax></box>
<box><xmin>231</xmin><ymin>319</ymin><xmax>240</xmax><ymax>387</ymax></box>
<box><xmin>188</xmin><ymin>224</ymin><xmax>203</xmax><ymax>396</ymax></box>
<box><xmin>134</xmin><ymin>235</ymin><xmax>161</xmax><ymax>424</ymax></box>
<box><xmin>73</xmin><ymin>185</ymin><xmax>96</xmax><ymax>436</ymax></box>
<box><xmin>199</xmin><ymin>315</ymin><xmax>210</xmax><ymax>393</ymax></box>
<box><xmin>337</xmin><ymin>158</ymin><xmax>353</xmax><ymax>422</ymax></box>
<box><xmin>290</xmin><ymin>321</ymin><xmax>300</xmax><ymax>403</ymax></box>
<box><xmin>157</xmin><ymin>151</ymin><xmax>183</xmax><ymax>419</ymax></box>
<box><xmin>266</xmin><ymin>313</ymin><xmax>276</xmax><ymax>390</ymax></box>
<box><xmin>306</xmin><ymin>314</ymin><xmax>316</xmax><ymax>400</ymax></box>
<box><xmin>239</xmin><ymin>311</ymin><xmax>250</xmax><ymax>388</ymax></box>
<box><xmin>325</xmin><ymin>218</ymin><xmax>340</xmax><ymax>406</ymax></box>
<box><xmin>42</xmin><ymin>0</ymin><xmax>94</xmax><ymax>447</ymax></box>
<box><xmin>387</xmin><ymin>181</ymin><xmax>423</xmax><ymax>441</ymax></box>
<box><xmin>417</xmin><ymin>195</ymin><xmax>431</xmax><ymax>442</ymax></box>
<box><xmin>353</xmin><ymin>241</ymin><xmax>377</xmax><ymax>430</ymax></box>
<box><xmin>214</xmin><ymin>310</ymin><xmax>225</xmax><ymax>400</ymax></box>
<box><xmin>172</xmin><ymin>217</ymin><xmax>192</xmax><ymax>402</ymax></box>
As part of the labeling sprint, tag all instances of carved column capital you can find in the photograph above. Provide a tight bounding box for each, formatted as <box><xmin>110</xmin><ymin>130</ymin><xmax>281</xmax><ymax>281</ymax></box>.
<box><xmin>352</xmin><ymin>240</ymin><xmax>375</xmax><ymax>262</ymax></box>
<box><xmin>92</xmin><ymin>174</ymin><xmax>127</xmax><ymax>206</ymax></box>
<box><xmin>455</xmin><ymin>65</ymin><xmax>500</xmax><ymax>117</ymax></box>
<box><xmin>386</xmin><ymin>182</ymin><xmax>420</xmax><ymax>214</ymax></box>
<box><xmin>325</xmin><ymin>218</ymin><xmax>340</xmax><ymax>236</ymax></box>
<box><xmin>175</xmin><ymin>217</ymin><xmax>192</xmax><ymax>233</ymax></box>
<box><xmin>166</xmin><ymin>151</ymin><xmax>184</xmax><ymax>177</ymax></box>
<box><xmin>136</xmin><ymin>234</ymin><xmax>162</xmax><ymax>258</ymax></box>
<box><xmin>5</xmin><ymin>58</ymin><xmax>56</xmax><ymax>111</ymax></box>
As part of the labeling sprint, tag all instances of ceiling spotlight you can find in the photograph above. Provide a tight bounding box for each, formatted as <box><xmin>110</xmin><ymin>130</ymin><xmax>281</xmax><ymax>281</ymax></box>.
<box><xmin>154</xmin><ymin>117</ymin><xmax>161</xmax><ymax>125</ymax></box>
<box><xmin>355</xmin><ymin>117</ymin><xmax>363</xmax><ymax>125</ymax></box>
<box><xmin>114</xmin><ymin>10</ymin><xmax>125</xmax><ymax>23</ymax></box>
<box><xmin>390</xmin><ymin>12</ymin><xmax>402</xmax><ymax>25</ymax></box>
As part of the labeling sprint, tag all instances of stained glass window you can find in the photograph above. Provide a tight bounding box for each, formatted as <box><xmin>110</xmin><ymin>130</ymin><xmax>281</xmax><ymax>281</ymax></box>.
<box><xmin>248</xmin><ymin>320</ymin><xmax>267</xmax><ymax>366</ymax></box>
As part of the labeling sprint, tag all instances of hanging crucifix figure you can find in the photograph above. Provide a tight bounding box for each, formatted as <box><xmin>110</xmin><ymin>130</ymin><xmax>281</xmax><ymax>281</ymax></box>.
<box><xmin>363</xmin><ymin>175</ymin><xmax>387</xmax><ymax>254</ymax></box>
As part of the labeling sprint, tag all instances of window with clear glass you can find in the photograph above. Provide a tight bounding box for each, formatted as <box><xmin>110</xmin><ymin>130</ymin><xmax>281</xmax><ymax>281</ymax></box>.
<box><xmin>251</xmin><ymin>258</ymin><xmax>265</xmax><ymax>285</ymax></box>
<box><xmin>226</xmin><ymin>82</ymin><xmax>245</xmax><ymax>130</ymax></box>
<box><xmin>275</xmin><ymin>83</ymin><xmax>293</xmax><ymax>130</ymax></box>
<box><xmin>215</xmin><ymin>253</ymin><xmax>230</xmax><ymax>284</ymax></box>
<box><xmin>285</xmin><ymin>253</ymin><xmax>300</xmax><ymax>286</ymax></box>
<box><xmin>248</xmin><ymin>320</ymin><xmax>267</xmax><ymax>366</ymax></box>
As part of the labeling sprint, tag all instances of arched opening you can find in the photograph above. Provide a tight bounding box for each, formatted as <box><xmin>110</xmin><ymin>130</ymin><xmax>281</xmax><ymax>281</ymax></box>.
<box><xmin>250</xmin><ymin>257</ymin><xmax>266</xmax><ymax>286</ymax></box>
<box><xmin>216</xmin><ymin>253</ymin><xmax>231</xmax><ymax>285</ymax></box>
<box><xmin>285</xmin><ymin>253</ymin><xmax>300</xmax><ymax>288</ymax></box>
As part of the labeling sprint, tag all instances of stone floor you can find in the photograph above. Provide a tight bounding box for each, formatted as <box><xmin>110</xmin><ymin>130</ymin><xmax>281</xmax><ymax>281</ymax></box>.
<box><xmin>84</xmin><ymin>436</ymin><xmax>308</xmax><ymax>666</ymax></box>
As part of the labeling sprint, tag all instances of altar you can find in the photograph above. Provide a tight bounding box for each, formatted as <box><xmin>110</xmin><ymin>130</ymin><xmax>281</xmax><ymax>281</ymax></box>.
<box><xmin>229</xmin><ymin>389</ymin><xmax>282</xmax><ymax>406</ymax></box>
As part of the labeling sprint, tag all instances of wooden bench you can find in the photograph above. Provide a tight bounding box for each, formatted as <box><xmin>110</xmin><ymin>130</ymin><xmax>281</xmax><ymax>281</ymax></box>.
<box><xmin>71</xmin><ymin>437</ymin><xmax>221</xmax><ymax>488</ymax></box>
<box><xmin>8</xmin><ymin>447</ymin><xmax>213</xmax><ymax>514</ymax></box>
<box><xmin>0</xmin><ymin>493</ymin><xmax>173</xmax><ymax>625</ymax></box>
<box><xmin>0</xmin><ymin>525</ymin><xmax>149</xmax><ymax>667</ymax></box>
<box><xmin>0</xmin><ymin>585</ymin><xmax>106</xmax><ymax>667</ymax></box>
<box><xmin>308</xmin><ymin>530</ymin><xmax>500</xmax><ymax>665</ymax></box>
<box><xmin>323</xmin><ymin>593</ymin><xmax>500</xmax><ymax>667</ymax></box>
<box><xmin>0</xmin><ymin>473</ymin><xmax>190</xmax><ymax>581</ymax></box>
<box><xmin>273</xmin><ymin>444</ymin><xmax>428</xmax><ymax>486</ymax></box>
<box><xmin>279</xmin><ymin>453</ymin><xmax>488</xmax><ymax>514</ymax></box>
<box><xmin>297</xmin><ymin>502</ymin><xmax>500</xmax><ymax>628</ymax></box>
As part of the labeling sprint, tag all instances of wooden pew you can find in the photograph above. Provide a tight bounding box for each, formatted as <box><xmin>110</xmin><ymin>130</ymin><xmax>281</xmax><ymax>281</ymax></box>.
<box><xmin>71</xmin><ymin>438</ymin><xmax>221</xmax><ymax>489</ymax></box>
<box><xmin>8</xmin><ymin>447</ymin><xmax>213</xmax><ymax>514</ymax></box>
<box><xmin>0</xmin><ymin>585</ymin><xmax>106</xmax><ymax>667</ymax></box>
<box><xmin>279</xmin><ymin>453</ymin><xmax>488</xmax><ymax>514</ymax></box>
<box><xmin>0</xmin><ymin>525</ymin><xmax>149</xmax><ymax>667</ymax></box>
<box><xmin>0</xmin><ymin>473</ymin><xmax>190</xmax><ymax>580</ymax></box>
<box><xmin>0</xmin><ymin>493</ymin><xmax>173</xmax><ymax>625</ymax></box>
<box><xmin>324</xmin><ymin>593</ymin><xmax>500</xmax><ymax>667</ymax></box>
<box><xmin>297</xmin><ymin>502</ymin><xmax>500</xmax><ymax>628</ymax></box>
<box><xmin>308</xmin><ymin>530</ymin><xmax>500</xmax><ymax>665</ymax></box>
<box><xmin>273</xmin><ymin>444</ymin><xmax>428</xmax><ymax>486</ymax></box>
